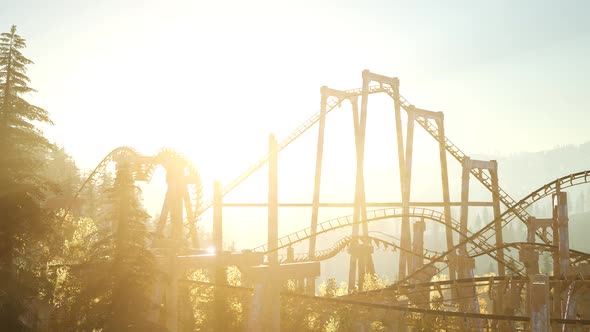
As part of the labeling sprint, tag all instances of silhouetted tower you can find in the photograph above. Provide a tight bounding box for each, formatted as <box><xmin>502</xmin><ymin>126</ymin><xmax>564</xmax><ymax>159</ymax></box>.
<box><xmin>348</xmin><ymin>82</ymin><xmax>375</xmax><ymax>291</ymax></box>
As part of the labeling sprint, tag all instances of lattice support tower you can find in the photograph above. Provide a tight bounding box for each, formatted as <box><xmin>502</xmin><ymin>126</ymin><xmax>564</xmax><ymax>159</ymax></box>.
<box><xmin>458</xmin><ymin>157</ymin><xmax>504</xmax><ymax>278</ymax></box>
<box><xmin>457</xmin><ymin>157</ymin><xmax>503</xmax><ymax>323</ymax></box>
<box><xmin>308</xmin><ymin>86</ymin><xmax>346</xmax><ymax>293</ymax></box>
<box><xmin>552</xmin><ymin>190</ymin><xmax>570</xmax><ymax>331</ymax></box>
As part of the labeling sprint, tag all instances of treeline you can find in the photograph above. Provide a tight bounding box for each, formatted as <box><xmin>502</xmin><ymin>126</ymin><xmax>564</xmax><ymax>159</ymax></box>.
<box><xmin>0</xmin><ymin>25</ymin><xmax>163</xmax><ymax>331</ymax></box>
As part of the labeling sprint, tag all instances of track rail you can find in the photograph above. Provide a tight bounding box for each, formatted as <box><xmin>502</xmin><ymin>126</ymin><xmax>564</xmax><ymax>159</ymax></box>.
<box><xmin>196</xmin><ymin>85</ymin><xmax>388</xmax><ymax>216</ymax></box>
<box><xmin>74</xmin><ymin>146</ymin><xmax>143</xmax><ymax>200</ymax></box>
<box><xmin>192</xmin><ymin>75</ymin><xmax>542</xmax><ymax>273</ymax></box>
<box><xmin>195</xmin><ymin>77</ymin><xmax>531</xmax><ymax>244</ymax></box>
<box><xmin>469</xmin><ymin>241</ymin><xmax>590</xmax><ymax>266</ymax></box>
<box><xmin>251</xmin><ymin>206</ymin><xmax>524</xmax><ymax>274</ymax></box>
<box><xmin>73</xmin><ymin>146</ymin><xmax>204</xmax><ymax>244</ymax></box>
<box><xmin>281</xmin><ymin>235</ymin><xmax>440</xmax><ymax>264</ymax></box>
<box><xmin>184</xmin><ymin>279</ymin><xmax>590</xmax><ymax>327</ymax></box>
<box><xmin>397</xmin><ymin>170</ymin><xmax>590</xmax><ymax>285</ymax></box>
<box><xmin>252</xmin><ymin>207</ymin><xmax>445</xmax><ymax>253</ymax></box>
<box><xmin>380</xmin><ymin>86</ymin><xmax>547</xmax><ymax>242</ymax></box>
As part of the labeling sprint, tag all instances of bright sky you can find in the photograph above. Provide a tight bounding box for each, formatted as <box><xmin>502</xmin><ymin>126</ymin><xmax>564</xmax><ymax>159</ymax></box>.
<box><xmin>3</xmin><ymin>1</ymin><xmax>590</xmax><ymax>249</ymax></box>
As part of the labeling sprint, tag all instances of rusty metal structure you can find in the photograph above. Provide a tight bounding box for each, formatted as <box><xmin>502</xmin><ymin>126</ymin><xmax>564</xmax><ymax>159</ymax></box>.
<box><xmin>74</xmin><ymin>70</ymin><xmax>590</xmax><ymax>331</ymax></box>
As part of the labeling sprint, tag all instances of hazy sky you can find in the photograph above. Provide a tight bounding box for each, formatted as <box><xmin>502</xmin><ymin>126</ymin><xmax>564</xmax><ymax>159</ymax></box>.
<box><xmin>2</xmin><ymin>0</ymin><xmax>590</xmax><ymax>260</ymax></box>
<box><xmin>3</xmin><ymin>0</ymin><xmax>589</xmax><ymax>170</ymax></box>
<box><xmin>2</xmin><ymin>1</ymin><xmax>590</xmax><ymax>211</ymax></box>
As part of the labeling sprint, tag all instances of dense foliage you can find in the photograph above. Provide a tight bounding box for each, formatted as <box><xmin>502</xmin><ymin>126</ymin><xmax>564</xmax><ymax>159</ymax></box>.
<box><xmin>0</xmin><ymin>24</ymin><xmax>55</xmax><ymax>331</ymax></box>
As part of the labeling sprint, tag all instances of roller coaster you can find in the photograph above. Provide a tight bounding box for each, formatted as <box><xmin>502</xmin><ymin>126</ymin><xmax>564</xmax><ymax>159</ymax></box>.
<box><xmin>67</xmin><ymin>70</ymin><xmax>590</xmax><ymax>331</ymax></box>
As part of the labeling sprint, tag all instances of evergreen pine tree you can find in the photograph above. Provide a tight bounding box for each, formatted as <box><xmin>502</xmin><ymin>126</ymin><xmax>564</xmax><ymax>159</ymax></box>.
<box><xmin>73</xmin><ymin>160</ymin><xmax>162</xmax><ymax>331</ymax></box>
<box><xmin>0</xmin><ymin>24</ymin><xmax>55</xmax><ymax>329</ymax></box>
<box><xmin>44</xmin><ymin>145</ymin><xmax>81</xmax><ymax>198</ymax></box>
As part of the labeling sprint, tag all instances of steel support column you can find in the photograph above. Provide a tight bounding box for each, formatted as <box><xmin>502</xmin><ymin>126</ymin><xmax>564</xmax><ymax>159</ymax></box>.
<box><xmin>308</xmin><ymin>87</ymin><xmax>329</xmax><ymax>294</ymax></box>
<box><xmin>349</xmin><ymin>94</ymin><xmax>361</xmax><ymax>292</ymax></box>
<box><xmin>490</xmin><ymin>161</ymin><xmax>506</xmax><ymax>277</ymax></box>
<box><xmin>436</xmin><ymin>116</ymin><xmax>456</xmax><ymax>282</ymax></box>
<box><xmin>552</xmin><ymin>190</ymin><xmax>569</xmax><ymax>331</ymax></box>
<box><xmin>459</xmin><ymin>157</ymin><xmax>471</xmax><ymax>276</ymax></box>
<box><xmin>389</xmin><ymin>73</ymin><xmax>408</xmax><ymax>280</ymax></box>
<box><xmin>164</xmin><ymin>163</ymin><xmax>184</xmax><ymax>332</ymax></box>
<box><xmin>529</xmin><ymin>274</ymin><xmax>550</xmax><ymax>332</ymax></box>
<box><xmin>411</xmin><ymin>219</ymin><xmax>425</xmax><ymax>273</ymax></box>
<box><xmin>348</xmin><ymin>76</ymin><xmax>374</xmax><ymax>292</ymax></box>
<box><xmin>267</xmin><ymin>134</ymin><xmax>280</xmax><ymax>331</ymax></box>
<box><xmin>555</xmin><ymin>192</ymin><xmax>569</xmax><ymax>278</ymax></box>
<box><xmin>213</xmin><ymin>181</ymin><xmax>227</xmax><ymax>332</ymax></box>
<box><xmin>399</xmin><ymin>107</ymin><xmax>415</xmax><ymax>279</ymax></box>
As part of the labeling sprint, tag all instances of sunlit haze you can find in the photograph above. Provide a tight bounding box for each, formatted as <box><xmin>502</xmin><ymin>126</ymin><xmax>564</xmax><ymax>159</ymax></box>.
<box><xmin>2</xmin><ymin>1</ymin><xmax>590</xmax><ymax>329</ymax></box>
<box><xmin>4</xmin><ymin>0</ymin><xmax>590</xmax><ymax>253</ymax></box>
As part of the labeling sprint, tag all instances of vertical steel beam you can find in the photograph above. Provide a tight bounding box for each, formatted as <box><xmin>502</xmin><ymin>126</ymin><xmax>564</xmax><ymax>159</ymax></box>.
<box><xmin>551</xmin><ymin>189</ymin><xmax>563</xmax><ymax>328</ymax></box>
<box><xmin>527</xmin><ymin>217</ymin><xmax>536</xmax><ymax>243</ymax></box>
<box><xmin>555</xmin><ymin>192</ymin><xmax>569</xmax><ymax>278</ymax></box>
<box><xmin>436</xmin><ymin>116</ymin><xmax>456</xmax><ymax>281</ymax></box>
<box><xmin>457</xmin><ymin>157</ymin><xmax>483</xmax><ymax>326</ymax></box>
<box><xmin>529</xmin><ymin>274</ymin><xmax>550</xmax><ymax>332</ymax></box>
<box><xmin>213</xmin><ymin>181</ymin><xmax>223</xmax><ymax>253</ymax></box>
<box><xmin>268</xmin><ymin>134</ymin><xmax>279</xmax><ymax>266</ymax></box>
<box><xmin>400</xmin><ymin>107</ymin><xmax>415</xmax><ymax>278</ymax></box>
<box><xmin>564</xmin><ymin>281</ymin><xmax>577</xmax><ymax>331</ymax></box>
<box><xmin>268</xmin><ymin>134</ymin><xmax>280</xmax><ymax>331</ymax></box>
<box><xmin>165</xmin><ymin>164</ymin><xmax>183</xmax><ymax>332</ymax></box>
<box><xmin>213</xmin><ymin>180</ymin><xmax>227</xmax><ymax>331</ymax></box>
<box><xmin>355</xmin><ymin>91</ymin><xmax>374</xmax><ymax>275</ymax></box>
<box><xmin>412</xmin><ymin>219</ymin><xmax>426</xmax><ymax>273</ymax></box>
<box><xmin>490</xmin><ymin>161</ymin><xmax>506</xmax><ymax>277</ymax></box>
<box><xmin>183</xmin><ymin>191</ymin><xmax>199</xmax><ymax>248</ymax></box>
<box><xmin>349</xmin><ymin>95</ymin><xmax>362</xmax><ymax>292</ymax></box>
<box><xmin>309</xmin><ymin>87</ymin><xmax>328</xmax><ymax>296</ymax></box>
<box><xmin>387</xmin><ymin>71</ymin><xmax>407</xmax><ymax>280</ymax></box>
<box><xmin>350</xmin><ymin>74</ymin><xmax>375</xmax><ymax>290</ymax></box>
<box><xmin>523</xmin><ymin>218</ymin><xmax>540</xmax><ymax>276</ymax></box>
<box><xmin>521</xmin><ymin>217</ymin><xmax>539</xmax><ymax>275</ymax></box>
<box><xmin>156</xmin><ymin>194</ymin><xmax>170</xmax><ymax>235</ymax></box>
<box><xmin>169</xmin><ymin>165</ymin><xmax>185</xmax><ymax>242</ymax></box>
<box><xmin>555</xmin><ymin>191</ymin><xmax>569</xmax><ymax>331</ymax></box>
<box><xmin>358</xmin><ymin>249</ymin><xmax>367</xmax><ymax>290</ymax></box>
<box><xmin>349</xmin><ymin>71</ymin><xmax>374</xmax><ymax>292</ymax></box>
<box><xmin>552</xmin><ymin>189</ymin><xmax>561</xmax><ymax>277</ymax></box>
<box><xmin>348</xmin><ymin>251</ymin><xmax>358</xmax><ymax>292</ymax></box>
<box><xmin>459</xmin><ymin>157</ymin><xmax>471</xmax><ymax>278</ymax></box>
<box><xmin>309</xmin><ymin>87</ymin><xmax>328</xmax><ymax>258</ymax></box>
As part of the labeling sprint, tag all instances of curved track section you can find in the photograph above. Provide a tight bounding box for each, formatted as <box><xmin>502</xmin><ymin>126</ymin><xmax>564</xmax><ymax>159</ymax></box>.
<box><xmin>252</xmin><ymin>207</ymin><xmax>448</xmax><ymax>253</ymax></box>
<box><xmin>251</xmin><ymin>206</ymin><xmax>525</xmax><ymax>274</ymax></box>
<box><xmin>195</xmin><ymin>77</ymin><xmax>531</xmax><ymax>244</ymax></box>
<box><xmin>381</xmin><ymin>86</ymin><xmax>541</xmax><ymax>241</ymax></box>
<box><xmin>469</xmin><ymin>241</ymin><xmax>590</xmax><ymax>267</ymax></box>
<box><xmin>74</xmin><ymin>146</ymin><xmax>144</xmax><ymax>200</ymax></box>
<box><xmin>73</xmin><ymin>146</ymin><xmax>204</xmax><ymax>245</ymax></box>
<box><xmin>281</xmin><ymin>235</ymin><xmax>441</xmax><ymax>264</ymax></box>
<box><xmin>399</xmin><ymin>170</ymin><xmax>590</xmax><ymax>283</ymax></box>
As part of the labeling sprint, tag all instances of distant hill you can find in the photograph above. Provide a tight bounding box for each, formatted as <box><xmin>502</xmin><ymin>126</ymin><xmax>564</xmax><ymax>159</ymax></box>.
<box><xmin>492</xmin><ymin>142</ymin><xmax>590</xmax><ymax>253</ymax></box>
<box><xmin>496</xmin><ymin>141</ymin><xmax>590</xmax><ymax>200</ymax></box>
